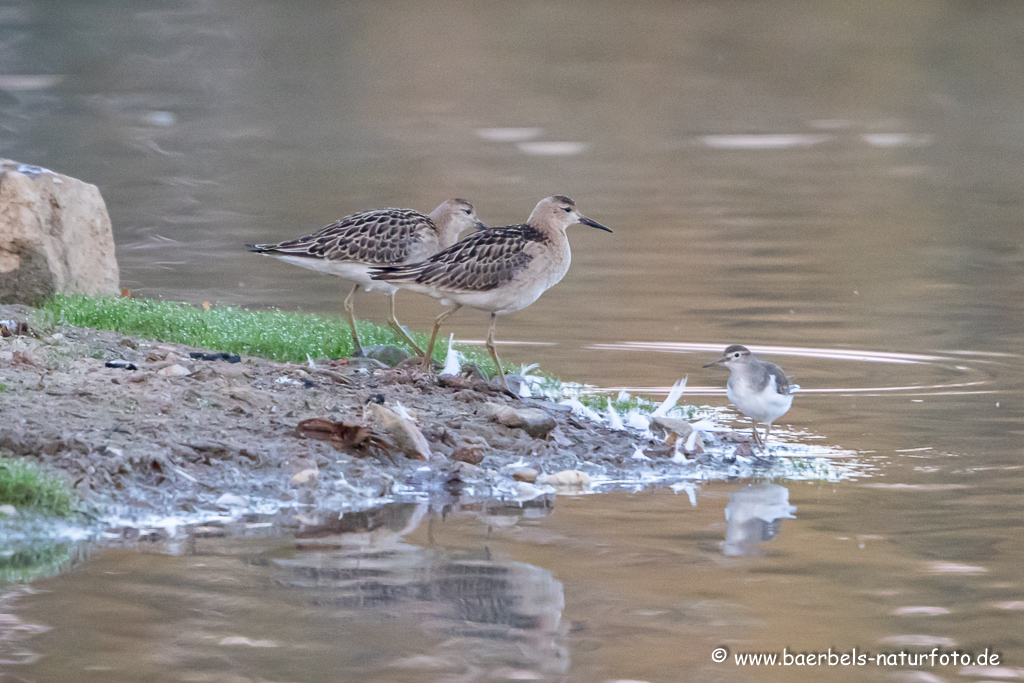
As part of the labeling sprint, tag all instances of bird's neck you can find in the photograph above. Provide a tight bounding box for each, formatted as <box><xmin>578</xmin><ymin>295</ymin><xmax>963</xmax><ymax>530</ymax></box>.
<box><xmin>436</xmin><ymin>224</ymin><xmax>463</xmax><ymax>249</ymax></box>
<box><xmin>429</xmin><ymin>213</ymin><xmax>467</xmax><ymax>250</ymax></box>
<box><xmin>526</xmin><ymin>221</ymin><xmax>568</xmax><ymax>245</ymax></box>
<box><xmin>729</xmin><ymin>367</ymin><xmax>759</xmax><ymax>389</ymax></box>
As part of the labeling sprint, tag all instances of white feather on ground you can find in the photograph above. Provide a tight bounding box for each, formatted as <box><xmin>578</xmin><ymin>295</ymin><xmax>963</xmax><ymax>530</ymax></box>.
<box><xmin>625</xmin><ymin>409</ymin><xmax>651</xmax><ymax>432</ymax></box>
<box><xmin>605</xmin><ymin>398</ymin><xmax>625</xmax><ymax>430</ymax></box>
<box><xmin>440</xmin><ymin>333</ymin><xmax>461</xmax><ymax>376</ymax></box>
<box><xmin>652</xmin><ymin>377</ymin><xmax>687</xmax><ymax>418</ymax></box>
<box><xmin>558</xmin><ymin>398</ymin><xmax>603</xmax><ymax>422</ymax></box>
<box><xmin>517</xmin><ymin>381</ymin><xmax>532</xmax><ymax>398</ymax></box>
<box><xmin>631</xmin><ymin>447</ymin><xmax>651</xmax><ymax>461</ymax></box>
<box><xmin>393</xmin><ymin>401</ymin><xmax>415</xmax><ymax>422</ymax></box>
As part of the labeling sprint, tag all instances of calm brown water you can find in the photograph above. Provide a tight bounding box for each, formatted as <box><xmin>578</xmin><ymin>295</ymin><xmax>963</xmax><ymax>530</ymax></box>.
<box><xmin>2</xmin><ymin>0</ymin><xmax>1023</xmax><ymax>680</ymax></box>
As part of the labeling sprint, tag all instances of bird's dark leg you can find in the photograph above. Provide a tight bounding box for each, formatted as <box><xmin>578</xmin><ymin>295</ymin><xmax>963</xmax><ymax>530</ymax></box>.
<box><xmin>751</xmin><ymin>421</ymin><xmax>765</xmax><ymax>450</ymax></box>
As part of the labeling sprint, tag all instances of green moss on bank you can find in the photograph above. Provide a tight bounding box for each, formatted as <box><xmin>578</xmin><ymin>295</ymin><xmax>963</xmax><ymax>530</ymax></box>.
<box><xmin>41</xmin><ymin>294</ymin><xmax>470</xmax><ymax>365</ymax></box>
<box><xmin>38</xmin><ymin>295</ymin><xmax>681</xmax><ymax>413</ymax></box>
<box><xmin>0</xmin><ymin>458</ymin><xmax>76</xmax><ymax>517</ymax></box>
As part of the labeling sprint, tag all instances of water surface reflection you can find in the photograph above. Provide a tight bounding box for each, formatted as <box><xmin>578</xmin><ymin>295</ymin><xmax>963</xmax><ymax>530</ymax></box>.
<box><xmin>721</xmin><ymin>483</ymin><xmax>796</xmax><ymax>557</ymax></box>
<box><xmin>281</xmin><ymin>503</ymin><xmax>569</xmax><ymax>679</ymax></box>
<box><xmin>3</xmin><ymin>473</ymin><xmax>1021</xmax><ymax>682</ymax></box>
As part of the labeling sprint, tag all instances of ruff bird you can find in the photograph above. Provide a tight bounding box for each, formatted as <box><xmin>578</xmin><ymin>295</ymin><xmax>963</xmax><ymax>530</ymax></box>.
<box><xmin>371</xmin><ymin>195</ymin><xmax>611</xmax><ymax>390</ymax></box>
<box><xmin>247</xmin><ymin>199</ymin><xmax>483</xmax><ymax>356</ymax></box>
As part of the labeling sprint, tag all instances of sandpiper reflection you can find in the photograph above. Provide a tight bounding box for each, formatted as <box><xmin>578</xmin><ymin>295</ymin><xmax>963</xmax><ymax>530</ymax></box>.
<box><xmin>722</xmin><ymin>483</ymin><xmax>797</xmax><ymax>556</ymax></box>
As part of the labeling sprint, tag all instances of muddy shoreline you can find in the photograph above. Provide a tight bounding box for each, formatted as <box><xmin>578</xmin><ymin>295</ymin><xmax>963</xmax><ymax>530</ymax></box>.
<box><xmin>0</xmin><ymin>304</ymin><xmax>678</xmax><ymax>526</ymax></box>
<box><xmin>0</xmin><ymin>304</ymin><xmax>854</xmax><ymax>535</ymax></box>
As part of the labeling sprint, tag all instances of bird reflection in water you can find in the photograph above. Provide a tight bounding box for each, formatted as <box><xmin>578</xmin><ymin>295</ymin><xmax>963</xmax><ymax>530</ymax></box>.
<box><xmin>722</xmin><ymin>483</ymin><xmax>797</xmax><ymax>556</ymax></box>
<box><xmin>279</xmin><ymin>501</ymin><xmax>568</xmax><ymax>677</ymax></box>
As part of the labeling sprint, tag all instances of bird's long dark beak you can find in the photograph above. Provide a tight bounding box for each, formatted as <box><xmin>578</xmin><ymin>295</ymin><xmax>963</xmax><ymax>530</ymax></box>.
<box><xmin>578</xmin><ymin>215</ymin><xmax>612</xmax><ymax>233</ymax></box>
<box><xmin>703</xmin><ymin>358</ymin><xmax>726</xmax><ymax>368</ymax></box>
<box><xmin>475</xmin><ymin>220</ymin><xmax>487</xmax><ymax>230</ymax></box>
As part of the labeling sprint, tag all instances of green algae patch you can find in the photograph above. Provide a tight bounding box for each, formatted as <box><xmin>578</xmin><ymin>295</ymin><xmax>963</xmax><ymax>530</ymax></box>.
<box><xmin>41</xmin><ymin>294</ymin><xmax>484</xmax><ymax>366</ymax></box>
<box><xmin>0</xmin><ymin>541</ymin><xmax>73</xmax><ymax>583</ymax></box>
<box><xmin>0</xmin><ymin>458</ymin><xmax>76</xmax><ymax>518</ymax></box>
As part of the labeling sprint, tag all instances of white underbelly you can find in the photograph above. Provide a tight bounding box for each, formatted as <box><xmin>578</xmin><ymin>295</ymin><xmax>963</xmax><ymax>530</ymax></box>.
<box><xmin>727</xmin><ymin>379</ymin><xmax>794</xmax><ymax>423</ymax></box>
<box><xmin>454</xmin><ymin>277</ymin><xmax>551</xmax><ymax>315</ymax></box>
<box><xmin>398</xmin><ymin>251</ymin><xmax>569</xmax><ymax>315</ymax></box>
<box><xmin>270</xmin><ymin>256</ymin><xmax>397</xmax><ymax>294</ymax></box>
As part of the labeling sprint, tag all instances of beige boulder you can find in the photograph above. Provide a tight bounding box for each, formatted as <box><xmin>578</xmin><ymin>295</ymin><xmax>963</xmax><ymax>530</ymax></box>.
<box><xmin>0</xmin><ymin>159</ymin><xmax>119</xmax><ymax>303</ymax></box>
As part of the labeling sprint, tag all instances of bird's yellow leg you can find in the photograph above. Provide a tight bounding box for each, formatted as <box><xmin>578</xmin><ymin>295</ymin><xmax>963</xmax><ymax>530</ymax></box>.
<box><xmin>486</xmin><ymin>312</ymin><xmax>510</xmax><ymax>392</ymax></box>
<box><xmin>343</xmin><ymin>283</ymin><xmax>364</xmax><ymax>357</ymax></box>
<box><xmin>386</xmin><ymin>292</ymin><xmax>425</xmax><ymax>357</ymax></box>
<box><xmin>423</xmin><ymin>304</ymin><xmax>461</xmax><ymax>370</ymax></box>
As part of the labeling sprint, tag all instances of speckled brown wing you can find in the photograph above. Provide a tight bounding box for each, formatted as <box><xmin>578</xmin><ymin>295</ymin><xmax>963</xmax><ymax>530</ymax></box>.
<box><xmin>373</xmin><ymin>225</ymin><xmax>542</xmax><ymax>292</ymax></box>
<box><xmin>249</xmin><ymin>209</ymin><xmax>434</xmax><ymax>265</ymax></box>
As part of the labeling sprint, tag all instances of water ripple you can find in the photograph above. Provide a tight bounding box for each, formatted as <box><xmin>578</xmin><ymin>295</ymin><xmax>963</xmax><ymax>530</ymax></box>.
<box><xmin>588</xmin><ymin>341</ymin><xmax>948</xmax><ymax>364</ymax></box>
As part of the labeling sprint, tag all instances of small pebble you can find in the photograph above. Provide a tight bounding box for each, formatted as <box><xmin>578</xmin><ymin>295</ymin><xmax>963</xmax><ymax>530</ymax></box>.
<box><xmin>511</xmin><ymin>467</ymin><xmax>538</xmax><ymax>483</ymax></box>
<box><xmin>157</xmin><ymin>364</ymin><xmax>191</xmax><ymax>377</ymax></box>
<box><xmin>451</xmin><ymin>444</ymin><xmax>485</xmax><ymax>465</ymax></box>
<box><xmin>290</xmin><ymin>468</ymin><xmax>319</xmax><ymax>485</ymax></box>
<box><xmin>537</xmin><ymin>469</ymin><xmax>591</xmax><ymax>487</ymax></box>
<box><xmin>364</xmin><ymin>344</ymin><xmax>412</xmax><ymax>367</ymax></box>
<box><xmin>215</xmin><ymin>493</ymin><xmax>248</xmax><ymax>508</ymax></box>
<box><xmin>448</xmin><ymin>461</ymin><xmax>479</xmax><ymax>477</ymax></box>
<box><xmin>481</xmin><ymin>402</ymin><xmax>557</xmax><ymax>439</ymax></box>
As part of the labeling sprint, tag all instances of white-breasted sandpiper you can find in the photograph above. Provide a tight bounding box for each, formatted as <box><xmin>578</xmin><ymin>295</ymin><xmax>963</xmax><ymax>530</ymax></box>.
<box><xmin>247</xmin><ymin>199</ymin><xmax>483</xmax><ymax>356</ymax></box>
<box><xmin>704</xmin><ymin>344</ymin><xmax>794</xmax><ymax>449</ymax></box>
<box><xmin>370</xmin><ymin>195</ymin><xmax>611</xmax><ymax>390</ymax></box>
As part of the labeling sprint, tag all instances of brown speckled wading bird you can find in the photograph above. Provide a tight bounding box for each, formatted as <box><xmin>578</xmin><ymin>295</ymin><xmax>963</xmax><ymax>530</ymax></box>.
<box><xmin>247</xmin><ymin>199</ymin><xmax>483</xmax><ymax>357</ymax></box>
<box><xmin>371</xmin><ymin>195</ymin><xmax>611</xmax><ymax>391</ymax></box>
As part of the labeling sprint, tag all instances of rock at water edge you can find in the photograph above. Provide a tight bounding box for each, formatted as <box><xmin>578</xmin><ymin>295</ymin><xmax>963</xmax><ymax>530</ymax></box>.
<box><xmin>0</xmin><ymin>158</ymin><xmax>119</xmax><ymax>304</ymax></box>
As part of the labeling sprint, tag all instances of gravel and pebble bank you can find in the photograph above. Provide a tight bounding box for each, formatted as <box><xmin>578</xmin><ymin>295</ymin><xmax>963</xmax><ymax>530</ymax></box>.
<box><xmin>0</xmin><ymin>304</ymin><xmax>859</xmax><ymax>534</ymax></box>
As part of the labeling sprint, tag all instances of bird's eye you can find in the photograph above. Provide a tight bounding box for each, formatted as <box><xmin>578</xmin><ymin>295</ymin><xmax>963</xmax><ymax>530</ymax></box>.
<box><xmin>463</xmin><ymin>209</ymin><xmax>472</xmax><ymax>215</ymax></box>
<box><xmin>562</xmin><ymin>207</ymin><xmax>571</xmax><ymax>213</ymax></box>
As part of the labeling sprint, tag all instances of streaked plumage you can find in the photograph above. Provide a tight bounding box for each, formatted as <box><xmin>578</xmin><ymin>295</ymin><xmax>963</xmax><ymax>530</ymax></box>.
<box><xmin>253</xmin><ymin>208</ymin><xmax>451</xmax><ymax>267</ymax></box>
<box><xmin>704</xmin><ymin>344</ymin><xmax>794</xmax><ymax>449</ymax></box>
<box><xmin>247</xmin><ymin>198</ymin><xmax>483</xmax><ymax>356</ymax></box>
<box><xmin>372</xmin><ymin>195</ymin><xmax>611</xmax><ymax>390</ymax></box>
<box><xmin>373</xmin><ymin>224</ymin><xmax>546</xmax><ymax>309</ymax></box>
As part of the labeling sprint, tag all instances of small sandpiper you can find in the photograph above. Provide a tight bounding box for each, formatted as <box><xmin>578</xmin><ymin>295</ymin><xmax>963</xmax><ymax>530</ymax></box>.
<box><xmin>247</xmin><ymin>199</ymin><xmax>483</xmax><ymax>357</ymax></box>
<box><xmin>704</xmin><ymin>344</ymin><xmax>794</xmax><ymax>449</ymax></box>
<box><xmin>370</xmin><ymin>195</ymin><xmax>611</xmax><ymax>391</ymax></box>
